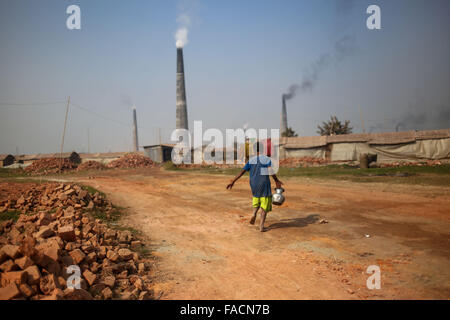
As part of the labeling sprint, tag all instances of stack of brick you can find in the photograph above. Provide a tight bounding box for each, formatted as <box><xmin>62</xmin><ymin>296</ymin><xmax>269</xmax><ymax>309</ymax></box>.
<box><xmin>0</xmin><ymin>183</ymin><xmax>152</xmax><ymax>300</ymax></box>
<box><xmin>0</xmin><ymin>183</ymin><xmax>110</xmax><ymax>215</ymax></box>
<box><xmin>379</xmin><ymin>160</ymin><xmax>443</xmax><ymax>168</ymax></box>
<box><xmin>77</xmin><ymin>161</ymin><xmax>107</xmax><ymax>171</ymax></box>
<box><xmin>107</xmin><ymin>154</ymin><xmax>154</xmax><ymax>169</ymax></box>
<box><xmin>24</xmin><ymin>158</ymin><xmax>78</xmax><ymax>175</ymax></box>
<box><xmin>279</xmin><ymin>157</ymin><xmax>328</xmax><ymax>168</ymax></box>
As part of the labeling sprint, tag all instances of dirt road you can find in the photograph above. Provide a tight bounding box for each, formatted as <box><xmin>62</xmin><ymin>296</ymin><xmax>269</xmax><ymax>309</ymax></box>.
<box><xmin>75</xmin><ymin>168</ymin><xmax>450</xmax><ymax>299</ymax></box>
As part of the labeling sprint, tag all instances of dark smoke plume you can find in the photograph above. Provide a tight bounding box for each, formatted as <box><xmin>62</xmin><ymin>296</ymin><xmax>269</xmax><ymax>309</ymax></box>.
<box><xmin>394</xmin><ymin>104</ymin><xmax>450</xmax><ymax>132</ymax></box>
<box><xmin>335</xmin><ymin>0</ymin><xmax>356</xmax><ymax>15</ymax></box>
<box><xmin>395</xmin><ymin>112</ymin><xmax>427</xmax><ymax>132</ymax></box>
<box><xmin>284</xmin><ymin>1</ymin><xmax>357</xmax><ymax>100</ymax></box>
<box><xmin>368</xmin><ymin>102</ymin><xmax>449</xmax><ymax>133</ymax></box>
<box><xmin>334</xmin><ymin>35</ymin><xmax>357</xmax><ymax>62</ymax></box>
<box><xmin>436</xmin><ymin>105</ymin><xmax>450</xmax><ymax>128</ymax></box>
<box><xmin>284</xmin><ymin>35</ymin><xmax>356</xmax><ymax>99</ymax></box>
<box><xmin>282</xmin><ymin>84</ymin><xmax>299</xmax><ymax>101</ymax></box>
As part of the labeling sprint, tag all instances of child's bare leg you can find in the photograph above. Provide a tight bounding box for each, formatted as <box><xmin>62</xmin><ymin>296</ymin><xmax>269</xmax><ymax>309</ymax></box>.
<box><xmin>259</xmin><ymin>209</ymin><xmax>267</xmax><ymax>232</ymax></box>
<box><xmin>250</xmin><ymin>207</ymin><xmax>259</xmax><ymax>225</ymax></box>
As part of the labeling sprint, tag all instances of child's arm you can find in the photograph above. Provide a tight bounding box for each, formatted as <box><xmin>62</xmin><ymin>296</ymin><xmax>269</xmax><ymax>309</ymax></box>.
<box><xmin>226</xmin><ymin>169</ymin><xmax>247</xmax><ymax>190</ymax></box>
<box><xmin>271</xmin><ymin>174</ymin><xmax>283</xmax><ymax>189</ymax></box>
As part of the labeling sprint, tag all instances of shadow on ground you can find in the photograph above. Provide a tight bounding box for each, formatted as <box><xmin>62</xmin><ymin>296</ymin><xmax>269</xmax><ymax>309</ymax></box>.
<box><xmin>267</xmin><ymin>214</ymin><xmax>320</xmax><ymax>230</ymax></box>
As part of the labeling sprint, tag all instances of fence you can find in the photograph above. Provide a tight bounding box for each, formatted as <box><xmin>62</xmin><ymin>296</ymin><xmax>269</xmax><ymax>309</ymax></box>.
<box><xmin>280</xmin><ymin>129</ymin><xmax>450</xmax><ymax>162</ymax></box>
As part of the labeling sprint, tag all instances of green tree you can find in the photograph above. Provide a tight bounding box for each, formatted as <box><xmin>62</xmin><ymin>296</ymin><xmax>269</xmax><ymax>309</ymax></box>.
<box><xmin>282</xmin><ymin>127</ymin><xmax>298</xmax><ymax>137</ymax></box>
<box><xmin>317</xmin><ymin>116</ymin><xmax>353</xmax><ymax>136</ymax></box>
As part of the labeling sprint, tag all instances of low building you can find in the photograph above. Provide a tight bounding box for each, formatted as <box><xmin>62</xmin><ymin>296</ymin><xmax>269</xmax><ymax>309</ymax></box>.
<box><xmin>143</xmin><ymin>144</ymin><xmax>174</xmax><ymax>163</ymax></box>
<box><xmin>15</xmin><ymin>151</ymin><xmax>81</xmax><ymax>165</ymax></box>
<box><xmin>280</xmin><ymin>128</ymin><xmax>450</xmax><ymax>162</ymax></box>
<box><xmin>0</xmin><ymin>154</ymin><xmax>15</xmax><ymax>167</ymax></box>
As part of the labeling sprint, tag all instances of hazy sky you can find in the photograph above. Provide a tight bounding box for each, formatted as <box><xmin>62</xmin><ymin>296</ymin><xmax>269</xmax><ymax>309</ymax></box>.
<box><xmin>1</xmin><ymin>0</ymin><xmax>449</xmax><ymax>154</ymax></box>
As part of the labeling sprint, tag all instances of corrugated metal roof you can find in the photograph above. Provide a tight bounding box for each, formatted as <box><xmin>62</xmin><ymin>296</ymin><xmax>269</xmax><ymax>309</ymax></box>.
<box><xmin>368</xmin><ymin>131</ymin><xmax>416</xmax><ymax>145</ymax></box>
<box><xmin>283</xmin><ymin>136</ymin><xmax>327</xmax><ymax>149</ymax></box>
<box><xmin>415</xmin><ymin>129</ymin><xmax>450</xmax><ymax>140</ymax></box>
<box><xmin>280</xmin><ymin>128</ymin><xmax>450</xmax><ymax>148</ymax></box>
<box><xmin>327</xmin><ymin>133</ymin><xmax>370</xmax><ymax>143</ymax></box>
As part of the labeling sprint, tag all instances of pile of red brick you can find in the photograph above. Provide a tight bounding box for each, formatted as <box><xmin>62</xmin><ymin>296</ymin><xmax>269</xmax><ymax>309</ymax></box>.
<box><xmin>279</xmin><ymin>157</ymin><xmax>328</xmax><ymax>168</ymax></box>
<box><xmin>77</xmin><ymin>161</ymin><xmax>107</xmax><ymax>171</ymax></box>
<box><xmin>107</xmin><ymin>154</ymin><xmax>154</xmax><ymax>169</ymax></box>
<box><xmin>0</xmin><ymin>183</ymin><xmax>109</xmax><ymax>215</ymax></box>
<box><xmin>24</xmin><ymin>158</ymin><xmax>77</xmax><ymax>175</ymax></box>
<box><xmin>0</xmin><ymin>183</ymin><xmax>152</xmax><ymax>300</ymax></box>
<box><xmin>379</xmin><ymin>160</ymin><xmax>443</xmax><ymax>168</ymax></box>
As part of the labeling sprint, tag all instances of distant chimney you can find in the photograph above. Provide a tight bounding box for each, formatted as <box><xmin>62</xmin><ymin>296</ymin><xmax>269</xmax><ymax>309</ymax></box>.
<box><xmin>281</xmin><ymin>96</ymin><xmax>288</xmax><ymax>136</ymax></box>
<box><xmin>176</xmin><ymin>48</ymin><xmax>189</xmax><ymax>130</ymax></box>
<box><xmin>132</xmin><ymin>106</ymin><xmax>139</xmax><ymax>151</ymax></box>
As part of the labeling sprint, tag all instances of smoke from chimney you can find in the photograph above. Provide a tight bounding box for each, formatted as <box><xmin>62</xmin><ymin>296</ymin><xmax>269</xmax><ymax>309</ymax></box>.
<box><xmin>287</xmin><ymin>35</ymin><xmax>356</xmax><ymax>98</ymax></box>
<box><xmin>283</xmin><ymin>84</ymin><xmax>299</xmax><ymax>101</ymax></box>
<box><xmin>175</xmin><ymin>27</ymin><xmax>189</xmax><ymax>48</ymax></box>
<box><xmin>175</xmin><ymin>10</ymin><xmax>191</xmax><ymax>48</ymax></box>
<box><xmin>281</xmin><ymin>0</ymin><xmax>357</xmax><ymax>121</ymax></box>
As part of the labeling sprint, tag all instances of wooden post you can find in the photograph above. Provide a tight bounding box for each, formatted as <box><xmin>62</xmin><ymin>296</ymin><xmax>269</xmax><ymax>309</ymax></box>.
<box><xmin>60</xmin><ymin>96</ymin><xmax>70</xmax><ymax>170</ymax></box>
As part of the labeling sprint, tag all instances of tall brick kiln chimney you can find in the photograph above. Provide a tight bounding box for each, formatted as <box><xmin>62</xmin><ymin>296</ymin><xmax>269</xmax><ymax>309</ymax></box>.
<box><xmin>132</xmin><ymin>106</ymin><xmax>139</xmax><ymax>151</ymax></box>
<box><xmin>176</xmin><ymin>47</ymin><xmax>188</xmax><ymax>130</ymax></box>
<box><xmin>281</xmin><ymin>96</ymin><xmax>288</xmax><ymax>136</ymax></box>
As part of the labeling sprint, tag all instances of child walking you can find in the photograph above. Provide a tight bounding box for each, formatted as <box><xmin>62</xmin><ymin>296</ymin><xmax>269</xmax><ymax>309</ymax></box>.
<box><xmin>226</xmin><ymin>142</ymin><xmax>283</xmax><ymax>232</ymax></box>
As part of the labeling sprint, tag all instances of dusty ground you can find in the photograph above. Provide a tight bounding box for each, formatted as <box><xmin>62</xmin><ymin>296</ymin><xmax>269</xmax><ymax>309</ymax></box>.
<box><xmin>48</xmin><ymin>167</ymin><xmax>449</xmax><ymax>300</ymax></box>
<box><xmin>4</xmin><ymin>167</ymin><xmax>448</xmax><ymax>299</ymax></box>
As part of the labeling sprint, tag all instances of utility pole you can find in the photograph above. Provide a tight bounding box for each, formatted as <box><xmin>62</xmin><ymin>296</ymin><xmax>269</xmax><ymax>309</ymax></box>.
<box><xmin>87</xmin><ymin>127</ymin><xmax>90</xmax><ymax>153</ymax></box>
<box><xmin>132</xmin><ymin>106</ymin><xmax>139</xmax><ymax>152</ymax></box>
<box><xmin>60</xmin><ymin>96</ymin><xmax>70</xmax><ymax>169</ymax></box>
<box><xmin>359</xmin><ymin>106</ymin><xmax>366</xmax><ymax>133</ymax></box>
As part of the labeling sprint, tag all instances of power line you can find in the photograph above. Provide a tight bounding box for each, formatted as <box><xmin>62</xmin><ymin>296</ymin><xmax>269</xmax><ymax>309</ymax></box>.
<box><xmin>71</xmin><ymin>102</ymin><xmax>158</xmax><ymax>134</ymax></box>
<box><xmin>0</xmin><ymin>99</ymin><xmax>158</xmax><ymax>132</ymax></box>
<box><xmin>70</xmin><ymin>102</ymin><xmax>132</xmax><ymax>128</ymax></box>
<box><xmin>0</xmin><ymin>101</ymin><xmax>65</xmax><ymax>106</ymax></box>
<box><xmin>2</xmin><ymin>99</ymin><xmax>402</xmax><ymax>136</ymax></box>
<box><xmin>0</xmin><ymin>100</ymin><xmax>403</xmax><ymax>124</ymax></box>
<box><xmin>0</xmin><ymin>99</ymin><xmax>136</xmax><ymax>130</ymax></box>
<box><xmin>70</xmin><ymin>102</ymin><xmax>163</xmax><ymax>133</ymax></box>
